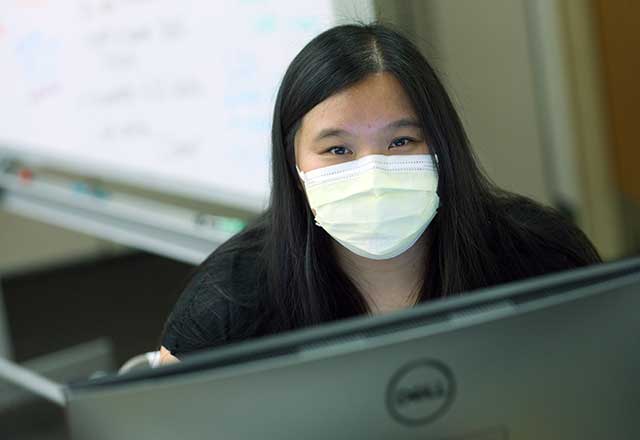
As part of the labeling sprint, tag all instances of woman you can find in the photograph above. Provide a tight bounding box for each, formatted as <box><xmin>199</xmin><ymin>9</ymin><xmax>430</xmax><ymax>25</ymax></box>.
<box><xmin>158</xmin><ymin>22</ymin><xmax>601</xmax><ymax>364</ymax></box>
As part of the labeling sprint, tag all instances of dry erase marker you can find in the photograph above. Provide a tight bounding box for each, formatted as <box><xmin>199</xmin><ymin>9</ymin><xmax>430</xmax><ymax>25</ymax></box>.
<box><xmin>18</xmin><ymin>167</ymin><xmax>33</xmax><ymax>183</ymax></box>
<box><xmin>194</xmin><ymin>213</ymin><xmax>246</xmax><ymax>233</ymax></box>
<box><xmin>71</xmin><ymin>181</ymin><xmax>110</xmax><ymax>199</ymax></box>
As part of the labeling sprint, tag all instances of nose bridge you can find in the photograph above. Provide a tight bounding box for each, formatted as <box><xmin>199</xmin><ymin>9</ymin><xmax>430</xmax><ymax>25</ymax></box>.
<box><xmin>356</xmin><ymin>137</ymin><xmax>388</xmax><ymax>158</ymax></box>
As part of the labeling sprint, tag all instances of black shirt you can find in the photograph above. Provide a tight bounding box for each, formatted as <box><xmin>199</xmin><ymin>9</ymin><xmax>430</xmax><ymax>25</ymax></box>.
<box><xmin>160</xmin><ymin>199</ymin><xmax>601</xmax><ymax>359</ymax></box>
<box><xmin>161</xmin><ymin>242</ymin><xmax>265</xmax><ymax>358</ymax></box>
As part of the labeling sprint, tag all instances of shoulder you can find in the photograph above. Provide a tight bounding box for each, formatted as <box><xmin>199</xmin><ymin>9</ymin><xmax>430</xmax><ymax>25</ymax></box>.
<box><xmin>159</xmin><ymin>258</ymin><xmax>231</xmax><ymax>358</ymax></box>
<box><xmin>491</xmin><ymin>195</ymin><xmax>601</xmax><ymax>276</ymax></box>
<box><xmin>160</xmin><ymin>226</ymin><xmax>266</xmax><ymax>358</ymax></box>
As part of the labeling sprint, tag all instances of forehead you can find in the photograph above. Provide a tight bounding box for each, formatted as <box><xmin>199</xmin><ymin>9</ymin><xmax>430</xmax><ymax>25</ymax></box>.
<box><xmin>296</xmin><ymin>72</ymin><xmax>418</xmax><ymax>140</ymax></box>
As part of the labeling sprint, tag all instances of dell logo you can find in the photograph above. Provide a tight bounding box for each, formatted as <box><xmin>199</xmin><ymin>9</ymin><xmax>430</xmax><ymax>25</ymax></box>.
<box><xmin>395</xmin><ymin>379</ymin><xmax>447</xmax><ymax>405</ymax></box>
<box><xmin>386</xmin><ymin>359</ymin><xmax>456</xmax><ymax>426</ymax></box>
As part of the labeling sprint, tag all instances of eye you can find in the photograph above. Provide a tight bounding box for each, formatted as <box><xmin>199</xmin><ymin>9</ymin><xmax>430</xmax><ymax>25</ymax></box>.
<box><xmin>389</xmin><ymin>137</ymin><xmax>415</xmax><ymax>148</ymax></box>
<box><xmin>327</xmin><ymin>146</ymin><xmax>352</xmax><ymax>155</ymax></box>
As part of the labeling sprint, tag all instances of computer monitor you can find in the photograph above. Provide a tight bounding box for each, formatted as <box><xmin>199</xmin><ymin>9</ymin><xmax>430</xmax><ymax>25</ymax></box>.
<box><xmin>64</xmin><ymin>256</ymin><xmax>640</xmax><ymax>439</ymax></box>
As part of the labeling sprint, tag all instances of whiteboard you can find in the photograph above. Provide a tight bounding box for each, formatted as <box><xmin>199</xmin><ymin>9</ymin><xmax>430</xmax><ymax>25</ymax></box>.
<box><xmin>0</xmin><ymin>0</ymin><xmax>374</xmax><ymax>211</ymax></box>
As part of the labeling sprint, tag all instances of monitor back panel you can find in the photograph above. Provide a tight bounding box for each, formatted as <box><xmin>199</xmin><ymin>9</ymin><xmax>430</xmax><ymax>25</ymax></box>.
<box><xmin>66</xmin><ymin>277</ymin><xmax>640</xmax><ymax>440</ymax></box>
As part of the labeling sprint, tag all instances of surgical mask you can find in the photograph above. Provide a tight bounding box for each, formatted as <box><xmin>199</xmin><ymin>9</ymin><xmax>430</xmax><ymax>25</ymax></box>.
<box><xmin>297</xmin><ymin>154</ymin><xmax>439</xmax><ymax>260</ymax></box>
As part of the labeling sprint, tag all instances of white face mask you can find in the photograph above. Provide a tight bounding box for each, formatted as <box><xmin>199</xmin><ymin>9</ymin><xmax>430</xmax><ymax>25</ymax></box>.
<box><xmin>297</xmin><ymin>154</ymin><xmax>439</xmax><ymax>260</ymax></box>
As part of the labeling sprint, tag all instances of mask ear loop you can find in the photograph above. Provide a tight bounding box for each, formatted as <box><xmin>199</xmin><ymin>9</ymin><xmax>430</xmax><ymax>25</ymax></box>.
<box><xmin>431</xmin><ymin>153</ymin><xmax>442</xmax><ymax>208</ymax></box>
<box><xmin>295</xmin><ymin>165</ymin><xmax>306</xmax><ymax>183</ymax></box>
<box><xmin>432</xmin><ymin>153</ymin><xmax>440</xmax><ymax>177</ymax></box>
<box><xmin>296</xmin><ymin>165</ymin><xmax>322</xmax><ymax>227</ymax></box>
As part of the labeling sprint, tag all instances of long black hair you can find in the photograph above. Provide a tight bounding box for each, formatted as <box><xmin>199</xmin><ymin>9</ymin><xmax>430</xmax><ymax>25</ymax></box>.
<box><xmin>209</xmin><ymin>22</ymin><xmax>601</xmax><ymax>337</ymax></box>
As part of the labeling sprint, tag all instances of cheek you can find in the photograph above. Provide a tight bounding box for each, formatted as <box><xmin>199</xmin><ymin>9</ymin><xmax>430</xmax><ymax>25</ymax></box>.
<box><xmin>295</xmin><ymin>142</ymin><xmax>327</xmax><ymax>173</ymax></box>
<box><xmin>297</xmin><ymin>154</ymin><xmax>326</xmax><ymax>173</ymax></box>
<box><xmin>418</xmin><ymin>142</ymin><xmax>430</xmax><ymax>154</ymax></box>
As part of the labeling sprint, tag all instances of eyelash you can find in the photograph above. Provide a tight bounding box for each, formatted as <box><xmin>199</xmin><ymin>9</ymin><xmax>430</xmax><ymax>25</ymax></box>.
<box><xmin>326</xmin><ymin>137</ymin><xmax>416</xmax><ymax>155</ymax></box>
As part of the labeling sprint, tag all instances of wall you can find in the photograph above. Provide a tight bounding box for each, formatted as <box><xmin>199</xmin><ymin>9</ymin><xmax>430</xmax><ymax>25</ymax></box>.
<box><xmin>413</xmin><ymin>0</ymin><xmax>552</xmax><ymax>205</ymax></box>
<box><xmin>0</xmin><ymin>210</ymin><xmax>122</xmax><ymax>275</ymax></box>
<box><xmin>377</xmin><ymin>0</ymin><xmax>631</xmax><ymax>259</ymax></box>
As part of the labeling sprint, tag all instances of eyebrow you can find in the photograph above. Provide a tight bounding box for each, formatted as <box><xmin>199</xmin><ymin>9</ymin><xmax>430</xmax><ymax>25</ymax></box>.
<box><xmin>312</xmin><ymin>117</ymin><xmax>422</xmax><ymax>142</ymax></box>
